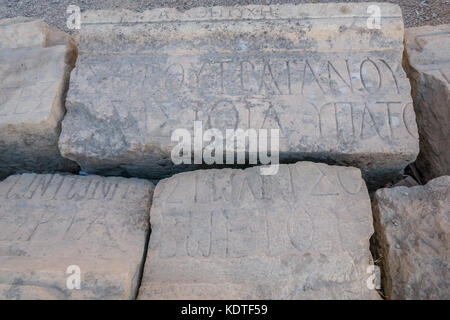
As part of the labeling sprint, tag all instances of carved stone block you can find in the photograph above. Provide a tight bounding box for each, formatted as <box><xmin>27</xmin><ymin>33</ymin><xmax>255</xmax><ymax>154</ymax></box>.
<box><xmin>138</xmin><ymin>162</ymin><xmax>379</xmax><ymax>299</ymax></box>
<box><xmin>59</xmin><ymin>4</ymin><xmax>419</xmax><ymax>188</ymax></box>
<box><xmin>0</xmin><ymin>173</ymin><xmax>154</xmax><ymax>299</ymax></box>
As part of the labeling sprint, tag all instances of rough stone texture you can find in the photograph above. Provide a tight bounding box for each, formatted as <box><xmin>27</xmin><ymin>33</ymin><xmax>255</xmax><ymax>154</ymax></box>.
<box><xmin>372</xmin><ymin>176</ymin><xmax>449</xmax><ymax>300</ymax></box>
<box><xmin>0</xmin><ymin>173</ymin><xmax>154</xmax><ymax>299</ymax></box>
<box><xmin>0</xmin><ymin>17</ymin><xmax>78</xmax><ymax>179</ymax></box>
<box><xmin>138</xmin><ymin>162</ymin><xmax>380</xmax><ymax>299</ymax></box>
<box><xmin>404</xmin><ymin>24</ymin><xmax>450</xmax><ymax>182</ymax></box>
<box><xmin>0</xmin><ymin>1</ymin><xmax>447</xmax><ymax>33</ymax></box>
<box><xmin>59</xmin><ymin>3</ymin><xmax>419</xmax><ymax>188</ymax></box>
<box><xmin>0</xmin><ymin>17</ymin><xmax>75</xmax><ymax>49</ymax></box>
<box><xmin>392</xmin><ymin>175</ymin><xmax>419</xmax><ymax>188</ymax></box>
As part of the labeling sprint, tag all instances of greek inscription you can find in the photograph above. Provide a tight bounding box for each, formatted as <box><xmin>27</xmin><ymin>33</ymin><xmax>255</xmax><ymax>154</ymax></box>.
<box><xmin>2</xmin><ymin>175</ymin><xmax>129</xmax><ymax>201</ymax></box>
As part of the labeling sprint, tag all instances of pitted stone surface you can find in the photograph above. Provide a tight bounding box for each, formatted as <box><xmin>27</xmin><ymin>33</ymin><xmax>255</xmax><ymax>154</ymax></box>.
<box><xmin>404</xmin><ymin>24</ymin><xmax>450</xmax><ymax>182</ymax></box>
<box><xmin>0</xmin><ymin>18</ymin><xmax>78</xmax><ymax>179</ymax></box>
<box><xmin>138</xmin><ymin>162</ymin><xmax>379</xmax><ymax>299</ymax></box>
<box><xmin>0</xmin><ymin>173</ymin><xmax>154</xmax><ymax>300</ymax></box>
<box><xmin>59</xmin><ymin>4</ymin><xmax>419</xmax><ymax>188</ymax></box>
<box><xmin>372</xmin><ymin>176</ymin><xmax>449</xmax><ymax>300</ymax></box>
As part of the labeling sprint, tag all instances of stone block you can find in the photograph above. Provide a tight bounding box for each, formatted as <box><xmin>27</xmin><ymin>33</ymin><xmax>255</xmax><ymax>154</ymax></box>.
<box><xmin>0</xmin><ymin>18</ymin><xmax>78</xmax><ymax>179</ymax></box>
<box><xmin>138</xmin><ymin>162</ymin><xmax>379</xmax><ymax>299</ymax></box>
<box><xmin>59</xmin><ymin>4</ymin><xmax>419</xmax><ymax>188</ymax></box>
<box><xmin>0</xmin><ymin>173</ymin><xmax>154</xmax><ymax>299</ymax></box>
<box><xmin>372</xmin><ymin>176</ymin><xmax>449</xmax><ymax>299</ymax></box>
<box><xmin>404</xmin><ymin>24</ymin><xmax>450</xmax><ymax>182</ymax></box>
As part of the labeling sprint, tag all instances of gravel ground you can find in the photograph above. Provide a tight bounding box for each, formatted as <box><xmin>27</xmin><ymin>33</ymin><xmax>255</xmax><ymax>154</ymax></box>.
<box><xmin>0</xmin><ymin>0</ymin><xmax>448</xmax><ymax>33</ymax></box>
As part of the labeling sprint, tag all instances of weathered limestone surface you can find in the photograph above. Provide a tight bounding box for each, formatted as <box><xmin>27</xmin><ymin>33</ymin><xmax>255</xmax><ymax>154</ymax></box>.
<box><xmin>0</xmin><ymin>18</ymin><xmax>78</xmax><ymax>179</ymax></box>
<box><xmin>0</xmin><ymin>17</ymin><xmax>75</xmax><ymax>49</ymax></box>
<box><xmin>404</xmin><ymin>24</ymin><xmax>450</xmax><ymax>182</ymax></box>
<box><xmin>0</xmin><ymin>173</ymin><xmax>154</xmax><ymax>299</ymax></box>
<box><xmin>59</xmin><ymin>4</ymin><xmax>419</xmax><ymax>188</ymax></box>
<box><xmin>372</xmin><ymin>176</ymin><xmax>449</xmax><ymax>300</ymax></box>
<box><xmin>138</xmin><ymin>162</ymin><xmax>380</xmax><ymax>299</ymax></box>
